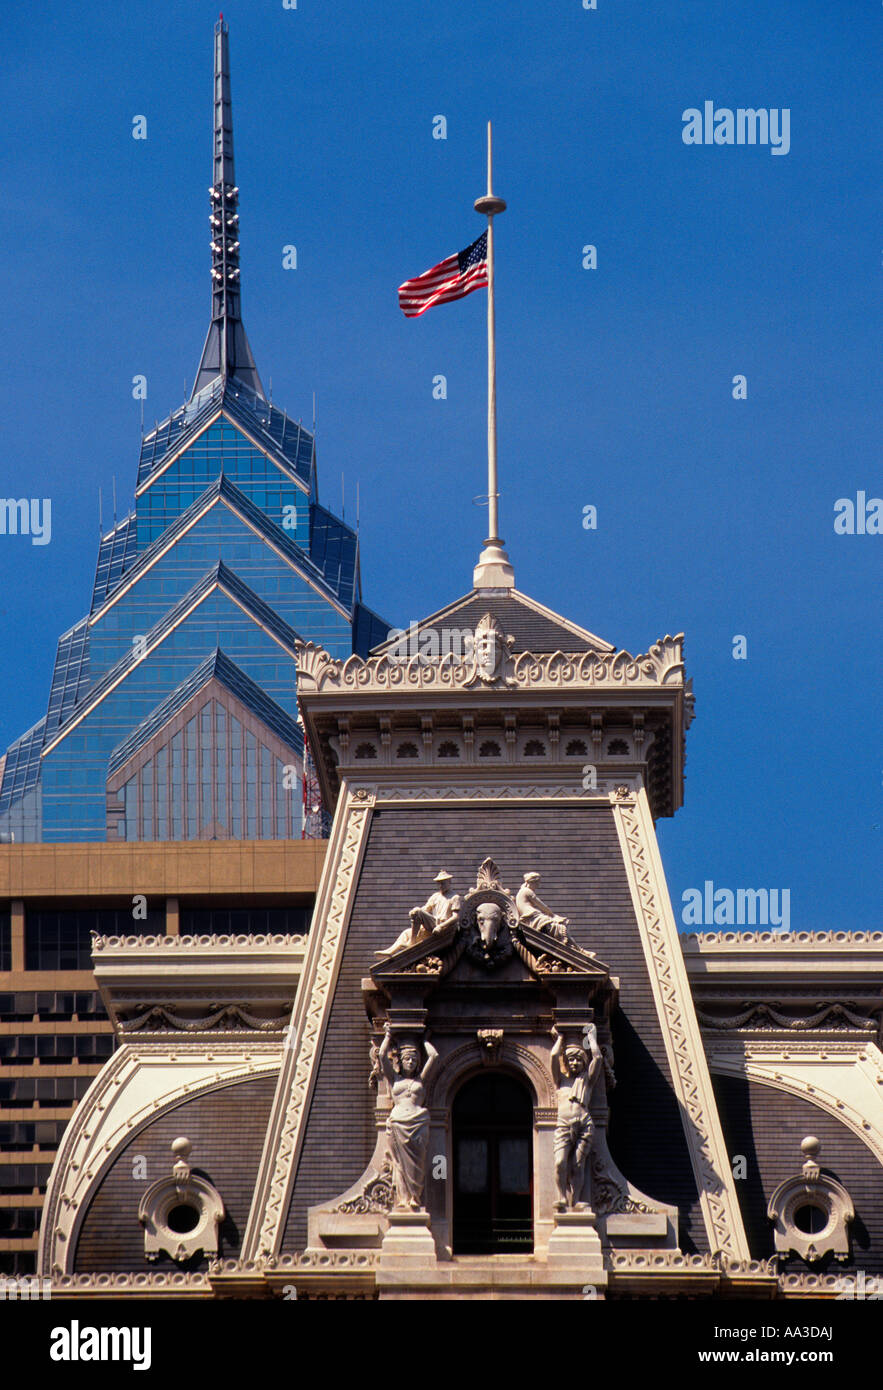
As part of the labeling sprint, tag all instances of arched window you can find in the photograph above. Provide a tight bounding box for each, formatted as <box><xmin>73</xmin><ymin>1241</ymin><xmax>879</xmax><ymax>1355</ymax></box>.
<box><xmin>354</xmin><ymin>742</ymin><xmax>378</xmax><ymax>760</ymax></box>
<box><xmin>523</xmin><ymin>739</ymin><xmax>545</xmax><ymax>757</ymax></box>
<box><xmin>479</xmin><ymin>740</ymin><xmax>502</xmax><ymax>758</ymax></box>
<box><xmin>437</xmin><ymin>740</ymin><xmax>460</xmax><ymax>759</ymax></box>
<box><xmin>452</xmin><ymin>1073</ymin><xmax>534</xmax><ymax>1255</ymax></box>
<box><xmin>565</xmin><ymin>739</ymin><xmax>588</xmax><ymax>756</ymax></box>
<box><xmin>607</xmin><ymin>739</ymin><xmax>628</xmax><ymax>756</ymax></box>
<box><xmin>396</xmin><ymin>742</ymin><xmax>419</xmax><ymax>759</ymax></box>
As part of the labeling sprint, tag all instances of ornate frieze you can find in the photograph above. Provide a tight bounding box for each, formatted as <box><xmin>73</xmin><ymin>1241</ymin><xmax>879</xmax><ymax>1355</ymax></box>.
<box><xmin>695</xmin><ymin>1002</ymin><xmax>880</xmax><ymax>1033</ymax></box>
<box><xmin>119</xmin><ymin>1003</ymin><xmax>292</xmax><ymax>1034</ymax></box>
<box><xmin>296</xmin><ymin>631</ymin><xmax>688</xmax><ymax>696</ymax></box>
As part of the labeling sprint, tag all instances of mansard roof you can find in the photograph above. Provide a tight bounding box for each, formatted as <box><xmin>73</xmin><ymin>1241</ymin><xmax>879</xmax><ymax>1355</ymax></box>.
<box><xmin>371</xmin><ymin>586</ymin><xmax>615</xmax><ymax>656</ymax></box>
<box><xmin>107</xmin><ymin>648</ymin><xmax>303</xmax><ymax>778</ymax></box>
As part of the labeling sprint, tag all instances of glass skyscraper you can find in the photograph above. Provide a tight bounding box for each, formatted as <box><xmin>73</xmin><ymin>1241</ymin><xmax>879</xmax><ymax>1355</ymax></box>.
<box><xmin>0</xmin><ymin>19</ymin><xmax>388</xmax><ymax>845</ymax></box>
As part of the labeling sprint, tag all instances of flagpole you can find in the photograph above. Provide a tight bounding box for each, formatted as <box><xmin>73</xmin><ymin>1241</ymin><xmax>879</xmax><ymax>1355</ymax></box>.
<box><xmin>473</xmin><ymin>122</ymin><xmax>515</xmax><ymax>589</ymax></box>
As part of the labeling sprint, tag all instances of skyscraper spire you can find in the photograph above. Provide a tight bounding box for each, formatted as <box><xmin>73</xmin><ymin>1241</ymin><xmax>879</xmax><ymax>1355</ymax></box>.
<box><xmin>192</xmin><ymin>16</ymin><xmax>265</xmax><ymax>400</ymax></box>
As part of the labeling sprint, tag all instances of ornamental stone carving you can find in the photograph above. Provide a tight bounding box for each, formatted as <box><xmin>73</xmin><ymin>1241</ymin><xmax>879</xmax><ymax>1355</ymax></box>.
<box><xmin>551</xmin><ymin>1025</ymin><xmax>604</xmax><ymax>1211</ymax></box>
<box><xmin>460</xmin><ymin>859</ymin><xmax>517</xmax><ymax>969</ymax></box>
<box><xmin>378</xmin><ymin>871</ymin><xmax>462</xmax><ymax>958</ymax></box>
<box><xmin>464</xmin><ymin>613</ymin><xmax>516</xmax><ymax>688</ymax></box>
<box><xmin>767</xmin><ymin>1137</ymin><xmax>855</xmax><ymax>1265</ymax></box>
<box><xmin>335</xmin><ymin>1157</ymin><xmax>396</xmax><ymax>1215</ymax></box>
<box><xmin>138</xmin><ymin>1138</ymin><xmax>225</xmax><ymax>1265</ymax></box>
<box><xmin>295</xmin><ymin>633</ymin><xmax>688</xmax><ymax>695</ymax></box>
<box><xmin>378</xmin><ymin>1026</ymin><xmax>439</xmax><ymax>1210</ymax></box>
<box><xmin>477</xmin><ymin>1029</ymin><xmax>504</xmax><ymax>1065</ymax></box>
<box><xmin>516</xmin><ymin>872</ymin><xmax>570</xmax><ymax>942</ymax></box>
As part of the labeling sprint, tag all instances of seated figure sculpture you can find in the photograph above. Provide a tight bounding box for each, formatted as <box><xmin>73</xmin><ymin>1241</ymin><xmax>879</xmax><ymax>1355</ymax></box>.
<box><xmin>378</xmin><ymin>871</ymin><xmax>461</xmax><ymax>957</ymax></box>
<box><xmin>515</xmin><ymin>871</ymin><xmax>570</xmax><ymax>942</ymax></box>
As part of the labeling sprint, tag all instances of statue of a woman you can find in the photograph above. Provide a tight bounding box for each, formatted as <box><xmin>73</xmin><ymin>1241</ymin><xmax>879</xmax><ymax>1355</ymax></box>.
<box><xmin>378</xmin><ymin>1024</ymin><xmax>438</xmax><ymax>1210</ymax></box>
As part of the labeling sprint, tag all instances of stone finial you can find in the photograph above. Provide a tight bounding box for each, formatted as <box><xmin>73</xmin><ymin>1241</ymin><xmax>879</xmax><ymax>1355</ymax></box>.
<box><xmin>800</xmin><ymin>1135</ymin><xmax>821</xmax><ymax>1183</ymax></box>
<box><xmin>172</xmin><ymin>1136</ymin><xmax>192</xmax><ymax>1193</ymax></box>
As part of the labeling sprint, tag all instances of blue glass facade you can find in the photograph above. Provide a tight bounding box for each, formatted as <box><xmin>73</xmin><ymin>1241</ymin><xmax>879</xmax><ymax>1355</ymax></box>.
<box><xmin>0</xmin><ymin>25</ymin><xmax>389</xmax><ymax>844</ymax></box>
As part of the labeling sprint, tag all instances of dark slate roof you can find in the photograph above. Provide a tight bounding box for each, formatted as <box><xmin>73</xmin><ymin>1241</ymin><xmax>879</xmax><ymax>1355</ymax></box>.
<box><xmin>371</xmin><ymin>588</ymin><xmax>613</xmax><ymax>656</ymax></box>
<box><xmin>107</xmin><ymin>648</ymin><xmax>303</xmax><ymax>776</ymax></box>
<box><xmin>91</xmin><ymin>513</ymin><xmax>138</xmax><ymax>611</ymax></box>
<box><xmin>0</xmin><ymin>719</ymin><xmax>46</xmax><ymax>814</ymax></box>
<box><xmin>73</xmin><ymin>1074</ymin><xmax>278</xmax><ymax>1273</ymax></box>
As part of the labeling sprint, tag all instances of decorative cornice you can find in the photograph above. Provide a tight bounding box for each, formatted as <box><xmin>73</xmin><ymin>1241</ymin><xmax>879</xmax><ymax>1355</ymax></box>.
<box><xmin>92</xmin><ymin>933</ymin><xmax>307</xmax><ymax>951</ymax></box>
<box><xmin>49</xmin><ymin>1271</ymin><xmax>212</xmax><ymax>1296</ymax></box>
<box><xmin>296</xmin><ymin>635</ymin><xmax>687</xmax><ymax>697</ymax></box>
<box><xmin>605</xmin><ymin>1250</ymin><xmax>776</xmax><ymax>1278</ymax></box>
<box><xmin>683</xmin><ymin>931</ymin><xmax>883</xmax><ymax>950</ymax></box>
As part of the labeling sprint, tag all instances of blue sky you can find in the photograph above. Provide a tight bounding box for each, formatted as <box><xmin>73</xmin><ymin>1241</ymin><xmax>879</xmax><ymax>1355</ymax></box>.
<box><xmin>1</xmin><ymin>1</ymin><xmax>880</xmax><ymax>929</ymax></box>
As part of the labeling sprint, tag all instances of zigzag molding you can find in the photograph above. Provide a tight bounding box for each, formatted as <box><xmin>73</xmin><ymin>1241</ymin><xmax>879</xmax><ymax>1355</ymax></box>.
<box><xmin>611</xmin><ymin>791</ymin><xmax>751</xmax><ymax>1262</ymax></box>
<box><xmin>245</xmin><ymin>788</ymin><xmax>374</xmax><ymax>1259</ymax></box>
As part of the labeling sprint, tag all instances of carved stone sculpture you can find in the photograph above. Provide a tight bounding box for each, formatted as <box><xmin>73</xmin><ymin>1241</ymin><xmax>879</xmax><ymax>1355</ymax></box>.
<box><xmin>476</xmin><ymin>902</ymin><xmax>503</xmax><ymax>952</ymax></box>
<box><xmin>461</xmin><ymin>865</ymin><xmax>517</xmax><ymax>969</ymax></box>
<box><xmin>551</xmin><ymin>1024</ymin><xmax>603</xmax><ymax>1211</ymax></box>
<box><xmin>465</xmin><ymin>613</ymin><xmax>515</xmax><ymax>687</ymax></box>
<box><xmin>767</xmin><ymin>1136</ymin><xmax>855</xmax><ymax>1264</ymax></box>
<box><xmin>516</xmin><ymin>872</ymin><xmax>570</xmax><ymax>942</ymax></box>
<box><xmin>378</xmin><ymin>1025</ymin><xmax>438</xmax><ymax>1210</ymax></box>
<box><xmin>477</xmin><ymin>1028</ymin><xmax>504</xmax><ymax>1065</ymax></box>
<box><xmin>378</xmin><ymin>871</ymin><xmax>461</xmax><ymax>957</ymax></box>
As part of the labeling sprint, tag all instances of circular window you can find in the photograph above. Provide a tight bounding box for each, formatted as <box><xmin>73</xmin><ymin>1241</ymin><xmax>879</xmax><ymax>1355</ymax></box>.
<box><xmin>166</xmin><ymin>1203</ymin><xmax>201</xmax><ymax>1234</ymax></box>
<box><xmin>792</xmin><ymin>1203</ymin><xmax>828</xmax><ymax>1236</ymax></box>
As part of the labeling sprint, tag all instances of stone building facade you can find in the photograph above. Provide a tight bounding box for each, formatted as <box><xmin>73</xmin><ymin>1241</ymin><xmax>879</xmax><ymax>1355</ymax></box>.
<box><xmin>34</xmin><ymin>572</ymin><xmax>883</xmax><ymax>1299</ymax></box>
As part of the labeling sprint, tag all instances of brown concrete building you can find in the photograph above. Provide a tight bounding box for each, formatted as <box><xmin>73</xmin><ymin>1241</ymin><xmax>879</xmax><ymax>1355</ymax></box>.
<box><xmin>0</xmin><ymin>842</ymin><xmax>322</xmax><ymax>1275</ymax></box>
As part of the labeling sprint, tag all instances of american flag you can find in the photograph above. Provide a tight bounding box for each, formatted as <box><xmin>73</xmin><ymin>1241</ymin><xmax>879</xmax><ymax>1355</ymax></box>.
<box><xmin>397</xmin><ymin>232</ymin><xmax>488</xmax><ymax>318</ymax></box>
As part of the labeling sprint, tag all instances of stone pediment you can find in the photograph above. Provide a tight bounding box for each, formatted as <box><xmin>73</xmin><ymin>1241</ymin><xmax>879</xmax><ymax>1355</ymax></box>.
<box><xmin>370</xmin><ymin>921</ymin><xmax>615</xmax><ymax>995</ymax></box>
<box><xmin>369</xmin><ymin>859</ymin><xmax>616</xmax><ymax>998</ymax></box>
